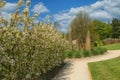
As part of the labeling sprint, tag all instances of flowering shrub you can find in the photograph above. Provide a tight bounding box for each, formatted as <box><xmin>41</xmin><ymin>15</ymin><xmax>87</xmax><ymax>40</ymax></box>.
<box><xmin>0</xmin><ymin>0</ymin><xmax>67</xmax><ymax>79</ymax></box>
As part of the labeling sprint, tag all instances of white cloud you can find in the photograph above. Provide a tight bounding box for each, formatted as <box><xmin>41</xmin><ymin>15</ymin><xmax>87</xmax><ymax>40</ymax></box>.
<box><xmin>90</xmin><ymin>10</ymin><xmax>112</xmax><ymax>21</ymax></box>
<box><xmin>60</xmin><ymin>27</ymin><xmax>68</xmax><ymax>32</ymax></box>
<box><xmin>53</xmin><ymin>0</ymin><xmax>120</xmax><ymax>32</ymax></box>
<box><xmin>54</xmin><ymin>13</ymin><xmax>74</xmax><ymax>21</ymax></box>
<box><xmin>91</xmin><ymin>1</ymin><xmax>104</xmax><ymax>9</ymax></box>
<box><xmin>0</xmin><ymin>12</ymin><xmax>11</xmax><ymax>19</ymax></box>
<box><xmin>0</xmin><ymin>2</ymin><xmax>17</xmax><ymax>20</ymax></box>
<box><xmin>0</xmin><ymin>2</ymin><xmax>17</xmax><ymax>12</ymax></box>
<box><xmin>53</xmin><ymin>13</ymin><xmax>75</xmax><ymax>32</ymax></box>
<box><xmin>32</xmin><ymin>2</ymin><xmax>49</xmax><ymax>13</ymax></box>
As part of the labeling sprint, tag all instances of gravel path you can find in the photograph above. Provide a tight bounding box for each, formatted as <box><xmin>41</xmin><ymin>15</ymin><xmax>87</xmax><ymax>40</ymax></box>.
<box><xmin>52</xmin><ymin>50</ymin><xmax>120</xmax><ymax>80</ymax></box>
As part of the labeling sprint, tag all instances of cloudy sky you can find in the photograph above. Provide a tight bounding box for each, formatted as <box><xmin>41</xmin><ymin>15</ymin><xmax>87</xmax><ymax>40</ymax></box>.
<box><xmin>0</xmin><ymin>0</ymin><xmax>120</xmax><ymax>32</ymax></box>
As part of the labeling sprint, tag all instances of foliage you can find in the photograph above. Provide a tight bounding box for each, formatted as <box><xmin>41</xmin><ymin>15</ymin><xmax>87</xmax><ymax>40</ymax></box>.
<box><xmin>65</xmin><ymin>47</ymin><xmax>106</xmax><ymax>58</ymax></box>
<box><xmin>65</xmin><ymin>50</ymin><xmax>82</xmax><ymax>58</ymax></box>
<box><xmin>81</xmin><ymin>49</ymin><xmax>90</xmax><ymax>57</ymax></box>
<box><xmin>69</xmin><ymin>11</ymin><xmax>99</xmax><ymax>50</ymax></box>
<box><xmin>70</xmin><ymin>11</ymin><xmax>91</xmax><ymax>40</ymax></box>
<box><xmin>93</xmin><ymin>20</ymin><xmax>112</xmax><ymax>40</ymax></box>
<box><xmin>65</xmin><ymin>50</ymin><xmax>75</xmax><ymax>58</ymax></box>
<box><xmin>88</xmin><ymin>57</ymin><xmax>120</xmax><ymax>80</ymax></box>
<box><xmin>94</xmin><ymin>41</ymin><xmax>103</xmax><ymax>47</ymax></box>
<box><xmin>91</xmin><ymin>47</ymin><xmax>107</xmax><ymax>56</ymax></box>
<box><xmin>74</xmin><ymin>51</ymin><xmax>82</xmax><ymax>58</ymax></box>
<box><xmin>111</xmin><ymin>18</ymin><xmax>120</xmax><ymax>38</ymax></box>
<box><xmin>0</xmin><ymin>0</ymin><xmax>68</xmax><ymax>80</ymax></box>
<box><xmin>0</xmin><ymin>18</ymin><xmax>67</xmax><ymax>80</ymax></box>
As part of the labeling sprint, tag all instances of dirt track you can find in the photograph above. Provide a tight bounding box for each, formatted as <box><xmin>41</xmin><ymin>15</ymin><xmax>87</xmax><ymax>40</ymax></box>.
<box><xmin>53</xmin><ymin>50</ymin><xmax>120</xmax><ymax>80</ymax></box>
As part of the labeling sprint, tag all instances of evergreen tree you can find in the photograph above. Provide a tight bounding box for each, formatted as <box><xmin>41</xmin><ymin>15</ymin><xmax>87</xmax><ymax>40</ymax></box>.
<box><xmin>111</xmin><ymin>18</ymin><xmax>120</xmax><ymax>38</ymax></box>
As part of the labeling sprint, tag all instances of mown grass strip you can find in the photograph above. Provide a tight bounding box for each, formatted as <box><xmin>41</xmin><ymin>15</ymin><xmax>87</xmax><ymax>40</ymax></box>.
<box><xmin>102</xmin><ymin>43</ymin><xmax>120</xmax><ymax>50</ymax></box>
<box><xmin>88</xmin><ymin>57</ymin><xmax>120</xmax><ymax>80</ymax></box>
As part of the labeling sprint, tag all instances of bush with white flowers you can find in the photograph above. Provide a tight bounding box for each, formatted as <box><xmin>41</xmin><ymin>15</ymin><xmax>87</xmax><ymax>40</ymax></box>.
<box><xmin>0</xmin><ymin>0</ymin><xmax>67</xmax><ymax>80</ymax></box>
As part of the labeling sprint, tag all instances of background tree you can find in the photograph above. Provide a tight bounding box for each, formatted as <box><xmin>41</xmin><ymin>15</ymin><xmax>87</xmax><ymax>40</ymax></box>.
<box><xmin>93</xmin><ymin>20</ymin><xmax>112</xmax><ymax>40</ymax></box>
<box><xmin>111</xmin><ymin>18</ymin><xmax>120</xmax><ymax>38</ymax></box>
<box><xmin>69</xmin><ymin>11</ymin><xmax>98</xmax><ymax>50</ymax></box>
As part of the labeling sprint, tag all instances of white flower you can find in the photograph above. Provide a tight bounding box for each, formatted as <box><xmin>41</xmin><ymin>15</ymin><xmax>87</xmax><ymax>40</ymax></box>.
<box><xmin>18</xmin><ymin>0</ymin><xmax>24</xmax><ymax>7</ymax></box>
<box><xmin>26</xmin><ymin>0</ymin><xmax>31</xmax><ymax>7</ymax></box>
<box><xmin>22</xmin><ymin>8</ymin><xmax>29</xmax><ymax>17</ymax></box>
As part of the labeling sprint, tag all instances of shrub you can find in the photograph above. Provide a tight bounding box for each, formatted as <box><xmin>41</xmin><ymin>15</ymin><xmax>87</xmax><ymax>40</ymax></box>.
<box><xmin>65</xmin><ymin>50</ymin><xmax>75</xmax><ymax>58</ymax></box>
<box><xmin>81</xmin><ymin>49</ymin><xmax>91</xmax><ymax>57</ymax></box>
<box><xmin>0</xmin><ymin>24</ymin><xmax>68</xmax><ymax>80</ymax></box>
<box><xmin>74</xmin><ymin>51</ymin><xmax>82</xmax><ymax>58</ymax></box>
<box><xmin>65</xmin><ymin>47</ymin><xmax>106</xmax><ymax>58</ymax></box>
<box><xmin>65</xmin><ymin>50</ymin><xmax>82</xmax><ymax>58</ymax></box>
<box><xmin>66</xmin><ymin>51</ymin><xmax>74</xmax><ymax>58</ymax></box>
<box><xmin>94</xmin><ymin>41</ymin><xmax>103</xmax><ymax>47</ymax></box>
<box><xmin>103</xmin><ymin>38</ymin><xmax>120</xmax><ymax>45</ymax></box>
<box><xmin>0</xmin><ymin>0</ymin><xmax>68</xmax><ymax>79</ymax></box>
<box><xmin>91</xmin><ymin>47</ymin><xmax>107</xmax><ymax>56</ymax></box>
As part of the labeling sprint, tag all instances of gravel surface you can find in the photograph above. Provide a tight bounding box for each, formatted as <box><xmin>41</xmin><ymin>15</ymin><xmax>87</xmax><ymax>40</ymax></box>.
<box><xmin>52</xmin><ymin>50</ymin><xmax>120</xmax><ymax>80</ymax></box>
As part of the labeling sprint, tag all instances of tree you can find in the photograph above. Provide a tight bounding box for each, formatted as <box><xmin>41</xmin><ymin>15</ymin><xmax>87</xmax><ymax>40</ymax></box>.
<box><xmin>70</xmin><ymin>11</ymin><xmax>97</xmax><ymax>50</ymax></box>
<box><xmin>93</xmin><ymin>20</ymin><xmax>112</xmax><ymax>40</ymax></box>
<box><xmin>111</xmin><ymin>18</ymin><xmax>120</xmax><ymax>38</ymax></box>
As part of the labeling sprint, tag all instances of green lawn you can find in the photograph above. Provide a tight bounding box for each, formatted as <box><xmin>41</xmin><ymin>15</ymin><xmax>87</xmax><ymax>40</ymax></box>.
<box><xmin>102</xmin><ymin>43</ymin><xmax>120</xmax><ymax>50</ymax></box>
<box><xmin>88</xmin><ymin>57</ymin><xmax>120</xmax><ymax>80</ymax></box>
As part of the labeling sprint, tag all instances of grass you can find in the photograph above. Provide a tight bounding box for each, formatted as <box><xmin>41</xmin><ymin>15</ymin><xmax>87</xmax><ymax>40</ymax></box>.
<box><xmin>88</xmin><ymin>57</ymin><xmax>120</xmax><ymax>80</ymax></box>
<box><xmin>102</xmin><ymin>43</ymin><xmax>120</xmax><ymax>50</ymax></box>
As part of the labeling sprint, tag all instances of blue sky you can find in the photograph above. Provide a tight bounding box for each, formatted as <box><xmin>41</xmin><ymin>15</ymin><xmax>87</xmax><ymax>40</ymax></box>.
<box><xmin>5</xmin><ymin>0</ymin><xmax>97</xmax><ymax>13</ymax></box>
<box><xmin>1</xmin><ymin>0</ymin><xmax>120</xmax><ymax>32</ymax></box>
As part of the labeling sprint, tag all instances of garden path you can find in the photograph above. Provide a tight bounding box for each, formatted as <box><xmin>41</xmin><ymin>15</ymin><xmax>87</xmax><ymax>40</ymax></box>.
<box><xmin>52</xmin><ymin>50</ymin><xmax>120</xmax><ymax>80</ymax></box>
